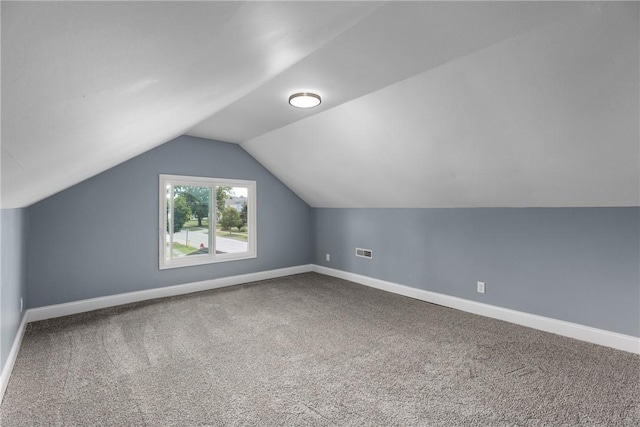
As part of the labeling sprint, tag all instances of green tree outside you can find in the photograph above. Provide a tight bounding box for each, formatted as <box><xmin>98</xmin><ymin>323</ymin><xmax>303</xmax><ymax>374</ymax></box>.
<box><xmin>216</xmin><ymin>186</ymin><xmax>232</xmax><ymax>221</ymax></box>
<box><xmin>175</xmin><ymin>186</ymin><xmax>210</xmax><ymax>227</ymax></box>
<box><xmin>219</xmin><ymin>206</ymin><xmax>241</xmax><ymax>233</ymax></box>
<box><xmin>239</xmin><ymin>201</ymin><xmax>248</xmax><ymax>229</ymax></box>
<box><xmin>171</xmin><ymin>195</ymin><xmax>191</xmax><ymax>233</ymax></box>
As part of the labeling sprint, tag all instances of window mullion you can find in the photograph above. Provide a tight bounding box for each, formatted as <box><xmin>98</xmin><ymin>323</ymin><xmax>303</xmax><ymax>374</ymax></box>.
<box><xmin>210</xmin><ymin>185</ymin><xmax>215</xmax><ymax>257</ymax></box>
<box><xmin>169</xmin><ymin>184</ymin><xmax>175</xmax><ymax>259</ymax></box>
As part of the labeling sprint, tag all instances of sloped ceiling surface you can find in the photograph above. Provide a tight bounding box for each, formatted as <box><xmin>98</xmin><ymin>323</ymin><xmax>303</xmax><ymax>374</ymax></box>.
<box><xmin>2</xmin><ymin>1</ymin><xmax>638</xmax><ymax>208</ymax></box>
<box><xmin>1</xmin><ymin>1</ymin><xmax>380</xmax><ymax>208</ymax></box>
<box><xmin>241</xmin><ymin>2</ymin><xmax>640</xmax><ymax>207</ymax></box>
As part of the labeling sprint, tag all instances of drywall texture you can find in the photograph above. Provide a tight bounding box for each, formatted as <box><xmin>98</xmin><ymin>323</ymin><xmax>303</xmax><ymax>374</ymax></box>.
<box><xmin>1</xmin><ymin>209</ymin><xmax>27</xmax><ymax>371</ymax></box>
<box><xmin>314</xmin><ymin>208</ymin><xmax>640</xmax><ymax>337</ymax></box>
<box><xmin>27</xmin><ymin>136</ymin><xmax>312</xmax><ymax>308</ymax></box>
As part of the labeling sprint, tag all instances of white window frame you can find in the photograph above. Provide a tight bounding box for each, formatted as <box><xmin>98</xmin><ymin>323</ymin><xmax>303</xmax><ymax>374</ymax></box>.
<box><xmin>159</xmin><ymin>174</ymin><xmax>257</xmax><ymax>270</ymax></box>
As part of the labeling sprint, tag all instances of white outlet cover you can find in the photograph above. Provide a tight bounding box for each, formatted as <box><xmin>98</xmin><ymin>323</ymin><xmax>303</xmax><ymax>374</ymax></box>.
<box><xmin>326</xmin><ymin>254</ymin><xmax>330</xmax><ymax>262</ymax></box>
<box><xmin>477</xmin><ymin>281</ymin><xmax>486</xmax><ymax>294</ymax></box>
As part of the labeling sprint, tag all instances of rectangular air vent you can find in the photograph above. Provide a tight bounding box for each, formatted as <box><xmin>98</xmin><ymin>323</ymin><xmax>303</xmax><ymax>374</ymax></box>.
<box><xmin>355</xmin><ymin>248</ymin><xmax>373</xmax><ymax>259</ymax></box>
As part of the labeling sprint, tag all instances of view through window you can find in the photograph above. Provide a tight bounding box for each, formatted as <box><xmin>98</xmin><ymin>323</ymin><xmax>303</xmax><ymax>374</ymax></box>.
<box><xmin>160</xmin><ymin>175</ymin><xmax>256</xmax><ymax>269</ymax></box>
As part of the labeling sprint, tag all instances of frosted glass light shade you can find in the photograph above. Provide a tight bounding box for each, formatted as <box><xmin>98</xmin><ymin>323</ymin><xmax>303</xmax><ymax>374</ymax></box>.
<box><xmin>288</xmin><ymin>92</ymin><xmax>321</xmax><ymax>108</ymax></box>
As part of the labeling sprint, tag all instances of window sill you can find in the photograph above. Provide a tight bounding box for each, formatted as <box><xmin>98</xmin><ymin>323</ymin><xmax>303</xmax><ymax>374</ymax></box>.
<box><xmin>159</xmin><ymin>252</ymin><xmax>257</xmax><ymax>270</ymax></box>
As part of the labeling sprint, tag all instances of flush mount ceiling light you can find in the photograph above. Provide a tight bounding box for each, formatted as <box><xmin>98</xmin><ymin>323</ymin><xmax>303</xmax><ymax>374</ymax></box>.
<box><xmin>288</xmin><ymin>92</ymin><xmax>321</xmax><ymax>108</ymax></box>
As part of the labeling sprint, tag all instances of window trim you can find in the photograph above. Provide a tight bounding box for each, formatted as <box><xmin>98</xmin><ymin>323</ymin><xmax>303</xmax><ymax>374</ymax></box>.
<box><xmin>159</xmin><ymin>174</ymin><xmax>257</xmax><ymax>270</ymax></box>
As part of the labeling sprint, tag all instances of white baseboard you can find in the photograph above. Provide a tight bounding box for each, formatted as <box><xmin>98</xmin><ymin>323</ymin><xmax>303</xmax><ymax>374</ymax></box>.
<box><xmin>26</xmin><ymin>264</ymin><xmax>313</xmax><ymax>323</ymax></box>
<box><xmin>0</xmin><ymin>313</ymin><xmax>28</xmax><ymax>404</ymax></box>
<box><xmin>2</xmin><ymin>265</ymin><xmax>312</xmax><ymax>403</ymax></box>
<box><xmin>313</xmin><ymin>265</ymin><xmax>640</xmax><ymax>355</ymax></box>
<box><xmin>5</xmin><ymin>261</ymin><xmax>637</xmax><ymax>405</ymax></box>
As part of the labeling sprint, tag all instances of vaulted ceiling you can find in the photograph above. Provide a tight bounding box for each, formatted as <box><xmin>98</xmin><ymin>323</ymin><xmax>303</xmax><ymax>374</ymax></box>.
<box><xmin>2</xmin><ymin>1</ymin><xmax>638</xmax><ymax>209</ymax></box>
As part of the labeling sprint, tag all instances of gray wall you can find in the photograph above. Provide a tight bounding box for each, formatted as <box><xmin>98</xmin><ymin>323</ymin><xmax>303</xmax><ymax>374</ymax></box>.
<box><xmin>27</xmin><ymin>136</ymin><xmax>313</xmax><ymax>308</ymax></box>
<box><xmin>21</xmin><ymin>135</ymin><xmax>640</xmax><ymax>339</ymax></box>
<box><xmin>314</xmin><ymin>208</ymin><xmax>640</xmax><ymax>337</ymax></box>
<box><xmin>1</xmin><ymin>209</ymin><xmax>28</xmax><ymax>372</ymax></box>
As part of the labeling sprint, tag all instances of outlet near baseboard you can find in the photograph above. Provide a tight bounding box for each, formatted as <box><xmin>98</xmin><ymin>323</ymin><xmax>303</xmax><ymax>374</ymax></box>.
<box><xmin>477</xmin><ymin>281</ymin><xmax>486</xmax><ymax>294</ymax></box>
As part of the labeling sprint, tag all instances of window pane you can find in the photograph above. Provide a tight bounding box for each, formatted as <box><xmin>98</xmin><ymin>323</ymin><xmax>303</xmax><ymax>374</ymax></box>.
<box><xmin>216</xmin><ymin>186</ymin><xmax>248</xmax><ymax>254</ymax></box>
<box><xmin>159</xmin><ymin>175</ymin><xmax>256</xmax><ymax>270</ymax></box>
<box><xmin>171</xmin><ymin>185</ymin><xmax>210</xmax><ymax>258</ymax></box>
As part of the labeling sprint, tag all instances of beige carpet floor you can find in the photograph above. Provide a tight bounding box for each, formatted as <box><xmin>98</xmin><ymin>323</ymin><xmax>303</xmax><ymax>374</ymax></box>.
<box><xmin>1</xmin><ymin>272</ymin><xmax>639</xmax><ymax>426</ymax></box>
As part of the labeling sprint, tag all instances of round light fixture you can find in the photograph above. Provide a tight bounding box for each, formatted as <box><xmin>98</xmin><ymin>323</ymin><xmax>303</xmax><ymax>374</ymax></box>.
<box><xmin>288</xmin><ymin>92</ymin><xmax>321</xmax><ymax>108</ymax></box>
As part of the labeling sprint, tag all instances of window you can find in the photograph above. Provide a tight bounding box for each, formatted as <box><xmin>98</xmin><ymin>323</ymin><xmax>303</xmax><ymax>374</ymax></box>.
<box><xmin>159</xmin><ymin>174</ymin><xmax>256</xmax><ymax>269</ymax></box>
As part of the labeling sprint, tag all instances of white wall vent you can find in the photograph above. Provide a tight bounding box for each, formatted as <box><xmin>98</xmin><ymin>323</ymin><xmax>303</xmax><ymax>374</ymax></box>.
<box><xmin>355</xmin><ymin>248</ymin><xmax>373</xmax><ymax>259</ymax></box>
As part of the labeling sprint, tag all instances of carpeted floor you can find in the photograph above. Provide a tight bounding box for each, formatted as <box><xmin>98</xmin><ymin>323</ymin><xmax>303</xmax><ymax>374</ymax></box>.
<box><xmin>1</xmin><ymin>272</ymin><xmax>639</xmax><ymax>426</ymax></box>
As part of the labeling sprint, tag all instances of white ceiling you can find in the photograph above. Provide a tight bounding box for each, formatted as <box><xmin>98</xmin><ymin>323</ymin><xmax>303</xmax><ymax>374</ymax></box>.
<box><xmin>2</xmin><ymin>1</ymin><xmax>638</xmax><ymax>209</ymax></box>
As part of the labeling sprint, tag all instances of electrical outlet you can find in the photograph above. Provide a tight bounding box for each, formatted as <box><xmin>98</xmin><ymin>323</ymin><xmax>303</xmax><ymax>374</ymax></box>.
<box><xmin>20</xmin><ymin>297</ymin><xmax>23</xmax><ymax>312</ymax></box>
<box><xmin>326</xmin><ymin>253</ymin><xmax>330</xmax><ymax>262</ymax></box>
<box><xmin>477</xmin><ymin>281</ymin><xmax>486</xmax><ymax>294</ymax></box>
